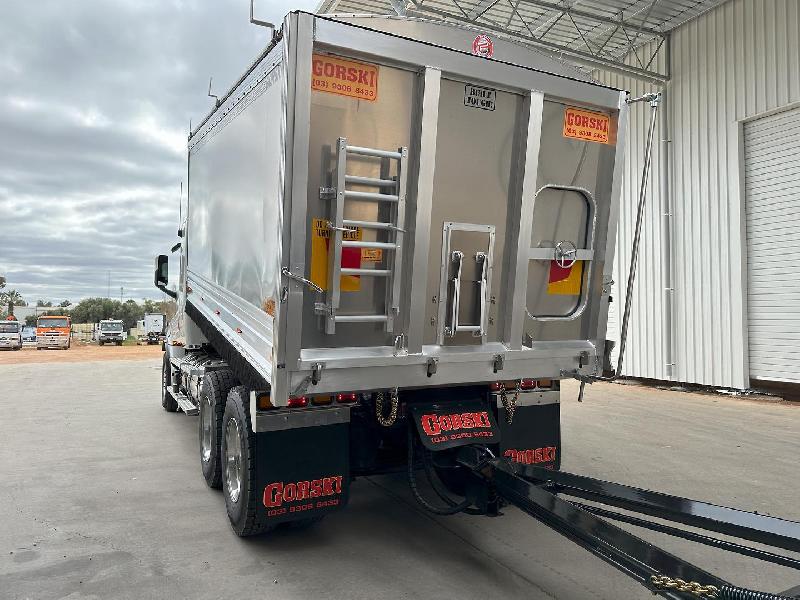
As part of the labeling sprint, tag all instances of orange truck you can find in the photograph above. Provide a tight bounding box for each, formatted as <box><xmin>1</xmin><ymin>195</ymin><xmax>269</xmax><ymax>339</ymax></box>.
<box><xmin>36</xmin><ymin>315</ymin><xmax>72</xmax><ymax>350</ymax></box>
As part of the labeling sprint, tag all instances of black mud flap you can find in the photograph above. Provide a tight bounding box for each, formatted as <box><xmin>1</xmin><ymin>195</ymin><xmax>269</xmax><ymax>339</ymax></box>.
<box><xmin>496</xmin><ymin>397</ymin><xmax>561</xmax><ymax>470</ymax></box>
<box><xmin>253</xmin><ymin>422</ymin><xmax>349</xmax><ymax>526</ymax></box>
<box><xmin>409</xmin><ymin>399</ymin><xmax>500</xmax><ymax>451</ymax></box>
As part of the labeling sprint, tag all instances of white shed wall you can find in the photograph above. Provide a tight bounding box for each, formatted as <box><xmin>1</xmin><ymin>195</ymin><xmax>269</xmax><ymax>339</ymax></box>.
<box><xmin>598</xmin><ymin>0</ymin><xmax>800</xmax><ymax>389</ymax></box>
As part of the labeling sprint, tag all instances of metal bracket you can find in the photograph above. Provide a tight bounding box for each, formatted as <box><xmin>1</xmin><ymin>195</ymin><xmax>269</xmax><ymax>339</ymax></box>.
<box><xmin>311</xmin><ymin>362</ymin><xmax>324</xmax><ymax>386</ymax></box>
<box><xmin>493</xmin><ymin>354</ymin><xmax>505</xmax><ymax>374</ymax></box>
<box><xmin>426</xmin><ymin>357</ymin><xmax>438</xmax><ymax>377</ymax></box>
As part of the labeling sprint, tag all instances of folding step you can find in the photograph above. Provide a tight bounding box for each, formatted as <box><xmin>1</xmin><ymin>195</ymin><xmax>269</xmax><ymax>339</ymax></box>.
<box><xmin>171</xmin><ymin>390</ymin><xmax>199</xmax><ymax>416</ymax></box>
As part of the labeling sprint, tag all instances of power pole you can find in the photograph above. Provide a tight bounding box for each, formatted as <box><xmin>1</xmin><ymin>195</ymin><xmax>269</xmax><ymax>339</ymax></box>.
<box><xmin>120</xmin><ymin>287</ymin><xmax>124</xmax><ymax>302</ymax></box>
<box><xmin>107</xmin><ymin>271</ymin><xmax>111</xmax><ymax>299</ymax></box>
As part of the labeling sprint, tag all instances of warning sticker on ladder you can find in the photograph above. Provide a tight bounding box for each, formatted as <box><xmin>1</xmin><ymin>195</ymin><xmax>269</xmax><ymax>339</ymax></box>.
<box><xmin>310</xmin><ymin>218</ymin><xmax>362</xmax><ymax>292</ymax></box>
<box><xmin>547</xmin><ymin>261</ymin><xmax>583</xmax><ymax>295</ymax></box>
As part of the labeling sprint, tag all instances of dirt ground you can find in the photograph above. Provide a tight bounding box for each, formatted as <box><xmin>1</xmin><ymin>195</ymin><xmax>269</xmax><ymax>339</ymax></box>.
<box><xmin>0</xmin><ymin>342</ymin><xmax>162</xmax><ymax>365</ymax></box>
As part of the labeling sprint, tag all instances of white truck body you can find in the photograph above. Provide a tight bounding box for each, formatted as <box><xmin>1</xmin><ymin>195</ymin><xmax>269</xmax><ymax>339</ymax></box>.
<box><xmin>97</xmin><ymin>319</ymin><xmax>125</xmax><ymax>345</ymax></box>
<box><xmin>0</xmin><ymin>320</ymin><xmax>22</xmax><ymax>350</ymax></box>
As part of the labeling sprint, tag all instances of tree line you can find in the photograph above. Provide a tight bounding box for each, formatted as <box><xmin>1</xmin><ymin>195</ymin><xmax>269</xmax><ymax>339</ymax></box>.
<box><xmin>1</xmin><ymin>278</ymin><xmax>175</xmax><ymax>331</ymax></box>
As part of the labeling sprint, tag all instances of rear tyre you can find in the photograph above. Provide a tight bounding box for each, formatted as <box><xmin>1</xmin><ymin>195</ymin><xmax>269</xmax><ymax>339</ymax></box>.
<box><xmin>199</xmin><ymin>370</ymin><xmax>237</xmax><ymax>489</ymax></box>
<box><xmin>222</xmin><ymin>386</ymin><xmax>275</xmax><ymax>537</ymax></box>
<box><xmin>116</xmin><ymin>341</ymin><xmax>122</xmax><ymax>346</ymax></box>
<box><xmin>99</xmin><ymin>341</ymin><xmax>104</xmax><ymax>346</ymax></box>
<box><xmin>161</xmin><ymin>353</ymin><xmax>178</xmax><ymax>412</ymax></box>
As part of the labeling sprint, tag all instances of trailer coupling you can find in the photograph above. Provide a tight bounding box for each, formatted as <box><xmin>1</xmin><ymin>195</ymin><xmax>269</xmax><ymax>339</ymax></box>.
<box><xmin>408</xmin><ymin>434</ymin><xmax>800</xmax><ymax>599</ymax></box>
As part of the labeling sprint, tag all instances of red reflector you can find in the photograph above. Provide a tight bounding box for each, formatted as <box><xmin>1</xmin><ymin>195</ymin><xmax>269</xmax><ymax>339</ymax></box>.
<box><xmin>336</xmin><ymin>392</ymin><xmax>357</xmax><ymax>403</ymax></box>
<box><xmin>520</xmin><ymin>378</ymin><xmax>536</xmax><ymax>390</ymax></box>
<box><xmin>489</xmin><ymin>382</ymin><xmax>501</xmax><ymax>392</ymax></box>
<box><xmin>287</xmin><ymin>396</ymin><xmax>308</xmax><ymax>408</ymax></box>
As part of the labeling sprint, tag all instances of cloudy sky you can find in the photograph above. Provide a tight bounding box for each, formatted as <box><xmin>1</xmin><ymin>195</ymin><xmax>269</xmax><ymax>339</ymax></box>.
<box><xmin>0</xmin><ymin>0</ymin><xmax>315</xmax><ymax>304</ymax></box>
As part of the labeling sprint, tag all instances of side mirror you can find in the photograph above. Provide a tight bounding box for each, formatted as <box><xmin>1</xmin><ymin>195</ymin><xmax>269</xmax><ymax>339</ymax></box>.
<box><xmin>154</xmin><ymin>255</ymin><xmax>178</xmax><ymax>299</ymax></box>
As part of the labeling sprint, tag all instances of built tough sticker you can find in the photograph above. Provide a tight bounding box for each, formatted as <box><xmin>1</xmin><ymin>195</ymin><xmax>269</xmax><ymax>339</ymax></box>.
<box><xmin>311</xmin><ymin>54</ymin><xmax>379</xmax><ymax>102</ymax></box>
<box><xmin>464</xmin><ymin>84</ymin><xmax>496</xmax><ymax>111</ymax></box>
<box><xmin>562</xmin><ymin>106</ymin><xmax>611</xmax><ymax>144</ymax></box>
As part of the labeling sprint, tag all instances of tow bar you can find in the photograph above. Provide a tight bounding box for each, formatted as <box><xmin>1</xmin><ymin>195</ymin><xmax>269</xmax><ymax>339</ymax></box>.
<box><xmin>438</xmin><ymin>446</ymin><xmax>800</xmax><ymax>600</ymax></box>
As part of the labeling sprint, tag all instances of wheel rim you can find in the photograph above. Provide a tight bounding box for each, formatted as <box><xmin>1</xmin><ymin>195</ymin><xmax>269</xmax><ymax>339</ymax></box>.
<box><xmin>200</xmin><ymin>394</ymin><xmax>213</xmax><ymax>462</ymax></box>
<box><xmin>162</xmin><ymin>362</ymin><xmax>167</xmax><ymax>400</ymax></box>
<box><xmin>224</xmin><ymin>417</ymin><xmax>243</xmax><ymax>504</ymax></box>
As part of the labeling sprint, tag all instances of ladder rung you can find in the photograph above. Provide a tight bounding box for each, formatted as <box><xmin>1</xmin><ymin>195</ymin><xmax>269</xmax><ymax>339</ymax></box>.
<box><xmin>344</xmin><ymin>190</ymin><xmax>399</xmax><ymax>202</ymax></box>
<box><xmin>334</xmin><ymin>314</ymin><xmax>390</xmax><ymax>323</ymax></box>
<box><xmin>346</xmin><ymin>145</ymin><xmax>402</xmax><ymax>160</ymax></box>
<box><xmin>342</xmin><ymin>219</ymin><xmax>398</xmax><ymax>231</ymax></box>
<box><xmin>344</xmin><ymin>175</ymin><xmax>396</xmax><ymax>187</ymax></box>
<box><xmin>341</xmin><ymin>268</ymin><xmax>391</xmax><ymax>276</ymax></box>
<box><xmin>342</xmin><ymin>241</ymin><xmax>398</xmax><ymax>250</ymax></box>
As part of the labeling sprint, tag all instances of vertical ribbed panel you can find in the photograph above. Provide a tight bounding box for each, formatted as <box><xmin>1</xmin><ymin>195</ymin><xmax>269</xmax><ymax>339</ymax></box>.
<box><xmin>600</xmin><ymin>40</ymin><xmax>667</xmax><ymax>382</ymax></box>
<box><xmin>597</xmin><ymin>0</ymin><xmax>800</xmax><ymax>389</ymax></box>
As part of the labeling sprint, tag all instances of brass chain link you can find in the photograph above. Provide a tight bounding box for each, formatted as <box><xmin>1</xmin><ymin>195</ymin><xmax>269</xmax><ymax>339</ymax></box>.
<box><xmin>650</xmin><ymin>575</ymin><xmax>719</xmax><ymax>599</ymax></box>
<box><xmin>498</xmin><ymin>381</ymin><xmax>520</xmax><ymax>425</ymax></box>
<box><xmin>376</xmin><ymin>388</ymin><xmax>399</xmax><ymax>427</ymax></box>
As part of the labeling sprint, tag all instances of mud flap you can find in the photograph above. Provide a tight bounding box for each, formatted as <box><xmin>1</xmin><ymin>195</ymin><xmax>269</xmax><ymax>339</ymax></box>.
<box><xmin>253</xmin><ymin>422</ymin><xmax>350</xmax><ymax>526</ymax></box>
<box><xmin>409</xmin><ymin>399</ymin><xmax>500</xmax><ymax>451</ymax></box>
<box><xmin>495</xmin><ymin>393</ymin><xmax>561</xmax><ymax>470</ymax></box>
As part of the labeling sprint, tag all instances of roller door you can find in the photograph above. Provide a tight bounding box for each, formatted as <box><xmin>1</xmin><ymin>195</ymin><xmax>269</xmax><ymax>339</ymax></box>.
<box><xmin>744</xmin><ymin>106</ymin><xmax>800</xmax><ymax>383</ymax></box>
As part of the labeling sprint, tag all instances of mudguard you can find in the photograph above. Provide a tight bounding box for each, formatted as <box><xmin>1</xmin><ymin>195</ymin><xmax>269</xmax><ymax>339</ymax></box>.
<box><xmin>253</xmin><ymin>421</ymin><xmax>350</xmax><ymax>526</ymax></box>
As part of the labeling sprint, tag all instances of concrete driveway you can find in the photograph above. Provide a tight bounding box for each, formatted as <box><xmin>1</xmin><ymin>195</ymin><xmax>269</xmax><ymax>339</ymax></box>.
<box><xmin>1</xmin><ymin>358</ymin><xmax>798</xmax><ymax>599</ymax></box>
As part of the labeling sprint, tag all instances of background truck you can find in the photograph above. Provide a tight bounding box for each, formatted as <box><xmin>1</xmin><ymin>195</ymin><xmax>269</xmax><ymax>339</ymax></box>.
<box><xmin>139</xmin><ymin>313</ymin><xmax>165</xmax><ymax>345</ymax></box>
<box><xmin>97</xmin><ymin>319</ymin><xmax>125</xmax><ymax>346</ymax></box>
<box><xmin>36</xmin><ymin>315</ymin><xmax>71</xmax><ymax>350</ymax></box>
<box><xmin>0</xmin><ymin>318</ymin><xmax>22</xmax><ymax>350</ymax></box>
<box><xmin>153</xmin><ymin>11</ymin><xmax>799</xmax><ymax>598</ymax></box>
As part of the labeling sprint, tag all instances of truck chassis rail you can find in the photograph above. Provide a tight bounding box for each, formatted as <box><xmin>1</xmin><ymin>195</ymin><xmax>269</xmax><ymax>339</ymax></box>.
<box><xmin>468</xmin><ymin>457</ymin><xmax>800</xmax><ymax>599</ymax></box>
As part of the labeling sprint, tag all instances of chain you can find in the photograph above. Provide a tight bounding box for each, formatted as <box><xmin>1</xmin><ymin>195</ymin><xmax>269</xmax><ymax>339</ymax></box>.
<box><xmin>498</xmin><ymin>381</ymin><xmax>520</xmax><ymax>425</ymax></box>
<box><xmin>376</xmin><ymin>388</ymin><xmax>399</xmax><ymax>427</ymax></box>
<box><xmin>650</xmin><ymin>575</ymin><xmax>719</xmax><ymax>599</ymax></box>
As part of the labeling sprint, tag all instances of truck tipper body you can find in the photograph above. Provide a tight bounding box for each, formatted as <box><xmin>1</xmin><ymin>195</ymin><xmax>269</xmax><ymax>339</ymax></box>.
<box><xmin>150</xmin><ymin>12</ymin><xmax>800</xmax><ymax>596</ymax></box>
<box><xmin>36</xmin><ymin>315</ymin><xmax>71</xmax><ymax>349</ymax></box>
<box><xmin>156</xmin><ymin>11</ymin><xmax>626</xmax><ymax>535</ymax></box>
<box><xmin>97</xmin><ymin>319</ymin><xmax>125</xmax><ymax>346</ymax></box>
<box><xmin>0</xmin><ymin>318</ymin><xmax>22</xmax><ymax>350</ymax></box>
<box><xmin>141</xmin><ymin>313</ymin><xmax>165</xmax><ymax>345</ymax></box>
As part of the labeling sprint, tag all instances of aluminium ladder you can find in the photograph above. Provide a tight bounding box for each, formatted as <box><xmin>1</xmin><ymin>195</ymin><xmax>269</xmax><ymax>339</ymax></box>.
<box><xmin>323</xmin><ymin>137</ymin><xmax>408</xmax><ymax>335</ymax></box>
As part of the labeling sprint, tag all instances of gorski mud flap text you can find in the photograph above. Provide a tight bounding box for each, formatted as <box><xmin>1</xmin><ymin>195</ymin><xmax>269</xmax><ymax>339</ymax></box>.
<box><xmin>409</xmin><ymin>400</ymin><xmax>499</xmax><ymax>451</ymax></box>
<box><xmin>254</xmin><ymin>422</ymin><xmax>349</xmax><ymax>525</ymax></box>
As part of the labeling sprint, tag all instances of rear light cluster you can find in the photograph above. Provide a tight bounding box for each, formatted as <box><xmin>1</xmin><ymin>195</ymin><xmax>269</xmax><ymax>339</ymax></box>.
<box><xmin>489</xmin><ymin>378</ymin><xmax>552</xmax><ymax>392</ymax></box>
<box><xmin>285</xmin><ymin>392</ymin><xmax>359</xmax><ymax>409</ymax></box>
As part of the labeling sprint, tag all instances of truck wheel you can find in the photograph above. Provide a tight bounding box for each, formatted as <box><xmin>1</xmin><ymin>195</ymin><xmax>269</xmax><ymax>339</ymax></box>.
<box><xmin>99</xmin><ymin>341</ymin><xmax>104</xmax><ymax>346</ymax></box>
<box><xmin>199</xmin><ymin>370</ymin><xmax>237</xmax><ymax>489</ymax></box>
<box><xmin>161</xmin><ymin>353</ymin><xmax>178</xmax><ymax>412</ymax></box>
<box><xmin>117</xmin><ymin>341</ymin><xmax>123</xmax><ymax>346</ymax></box>
<box><xmin>222</xmin><ymin>386</ymin><xmax>275</xmax><ymax>537</ymax></box>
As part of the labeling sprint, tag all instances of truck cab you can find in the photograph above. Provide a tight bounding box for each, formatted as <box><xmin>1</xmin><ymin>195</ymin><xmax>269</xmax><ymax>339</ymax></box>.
<box><xmin>0</xmin><ymin>318</ymin><xmax>22</xmax><ymax>350</ymax></box>
<box><xmin>36</xmin><ymin>315</ymin><xmax>71</xmax><ymax>350</ymax></box>
<box><xmin>97</xmin><ymin>319</ymin><xmax>125</xmax><ymax>346</ymax></box>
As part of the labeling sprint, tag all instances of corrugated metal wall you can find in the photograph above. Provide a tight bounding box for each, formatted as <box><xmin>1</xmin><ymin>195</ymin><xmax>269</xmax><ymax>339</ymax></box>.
<box><xmin>598</xmin><ymin>0</ymin><xmax>800</xmax><ymax>389</ymax></box>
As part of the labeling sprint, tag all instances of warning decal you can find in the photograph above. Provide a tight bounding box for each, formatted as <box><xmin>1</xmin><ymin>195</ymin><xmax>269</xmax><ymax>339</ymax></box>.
<box><xmin>310</xmin><ymin>219</ymin><xmax>362</xmax><ymax>292</ymax></box>
<box><xmin>562</xmin><ymin>107</ymin><xmax>611</xmax><ymax>144</ymax></box>
<box><xmin>547</xmin><ymin>261</ymin><xmax>583</xmax><ymax>295</ymax></box>
<box><xmin>311</xmin><ymin>54</ymin><xmax>379</xmax><ymax>102</ymax></box>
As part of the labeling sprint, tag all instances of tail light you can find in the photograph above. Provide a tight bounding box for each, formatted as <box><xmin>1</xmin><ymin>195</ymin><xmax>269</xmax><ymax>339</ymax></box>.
<box><xmin>287</xmin><ymin>396</ymin><xmax>308</xmax><ymax>408</ymax></box>
<box><xmin>520</xmin><ymin>378</ymin><xmax>537</xmax><ymax>390</ymax></box>
<box><xmin>489</xmin><ymin>382</ymin><xmax>502</xmax><ymax>392</ymax></box>
<box><xmin>336</xmin><ymin>392</ymin><xmax>358</xmax><ymax>403</ymax></box>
